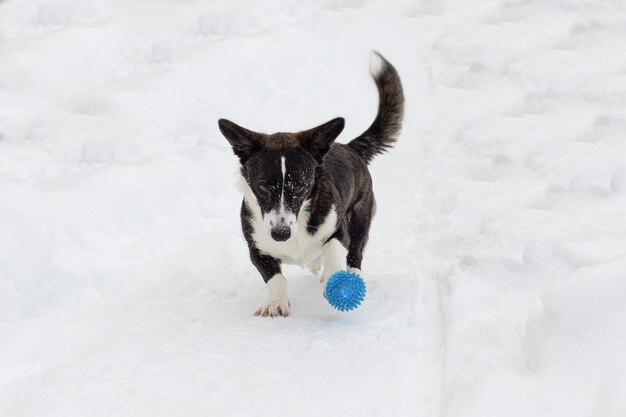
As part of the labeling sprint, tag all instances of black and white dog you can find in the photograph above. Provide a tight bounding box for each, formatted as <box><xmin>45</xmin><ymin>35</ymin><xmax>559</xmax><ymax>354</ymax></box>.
<box><xmin>218</xmin><ymin>52</ymin><xmax>404</xmax><ymax>317</ymax></box>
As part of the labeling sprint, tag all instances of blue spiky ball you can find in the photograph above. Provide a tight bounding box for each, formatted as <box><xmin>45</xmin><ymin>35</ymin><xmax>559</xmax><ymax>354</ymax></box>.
<box><xmin>325</xmin><ymin>270</ymin><xmax>366</xmax><ymax>311</ymax></box>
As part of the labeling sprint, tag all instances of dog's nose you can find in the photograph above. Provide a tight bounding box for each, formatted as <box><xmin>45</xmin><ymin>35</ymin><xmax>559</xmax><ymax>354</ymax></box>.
<box><xmin>271</xmin><ymin>226</ymin><xmax>291</xmax><ymax>242</ymax></box>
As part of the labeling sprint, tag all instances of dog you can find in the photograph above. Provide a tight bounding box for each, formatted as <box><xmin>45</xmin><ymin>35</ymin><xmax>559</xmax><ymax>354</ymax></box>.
<box><xmin>218</xmin><ymin>51</ymin><xmax>404</xmax><ymax>317</ymax></box>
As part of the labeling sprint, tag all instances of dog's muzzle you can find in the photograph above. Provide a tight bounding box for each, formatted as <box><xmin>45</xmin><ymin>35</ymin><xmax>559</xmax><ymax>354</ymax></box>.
<box><xmin>265</xmin><ymin>211</ymin><xmax>297</xmax><ymax>242</ymax></box>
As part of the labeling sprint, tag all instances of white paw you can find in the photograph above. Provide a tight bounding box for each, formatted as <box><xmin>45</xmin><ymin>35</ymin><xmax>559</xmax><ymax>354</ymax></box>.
<box><xmin>254</xmin><ymin>297</ymin><xmax>290</xmax><ymax>317</ymax></box>
<box><xmin>320</xmin><ymin>271</ymin><xmax>335</xmax><ymax>298</ymax></box>
<box><xmin>348</xmin><ymin>267</ymin><xmax>362</xmax><ymax>275</ymax></box>
<box><xmin>308</xmin><ymin>256</ymin><xmax>322</xmax><ymax>275</ymax></box>
<box><xmin>320</xmin><ymin>272</ymin><xmax>331</xmax><ymax>289</ymax></box>
<box><xmin>254</xmin><ymin>274</ymin><xmax>290</xmax><ymax>317</ymax></box>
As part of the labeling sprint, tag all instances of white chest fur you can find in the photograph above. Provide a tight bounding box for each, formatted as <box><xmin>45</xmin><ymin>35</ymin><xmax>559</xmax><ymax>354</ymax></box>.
<box><xmin>240</xmin><ymin>176</ymin><xmax>338</xmax><ymax>266</ymax></box>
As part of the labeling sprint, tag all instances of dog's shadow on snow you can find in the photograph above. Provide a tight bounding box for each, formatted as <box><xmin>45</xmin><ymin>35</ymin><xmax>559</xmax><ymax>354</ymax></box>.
<box><xmin>207</xmin><ymin>268</ymin><xmax>378</xmax><ymax>329</ymax></box>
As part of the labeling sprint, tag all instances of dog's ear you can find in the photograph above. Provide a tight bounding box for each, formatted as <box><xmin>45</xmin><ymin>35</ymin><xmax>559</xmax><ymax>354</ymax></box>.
<box><xmin>218</xmin><ymin>119</ymin><xmax>263</xmax><ymax>164</ymax></box>
<box><xmin>299</xmin><ymin>117</ymin><xmax>345</xmax><ymax>163</ymax></box>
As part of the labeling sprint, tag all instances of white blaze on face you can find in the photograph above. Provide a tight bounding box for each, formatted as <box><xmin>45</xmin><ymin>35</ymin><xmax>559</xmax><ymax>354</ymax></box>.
<box><xmin>281</xmin><ymin>156</ymin><xmax>286</xmax><ymax>209</ymax></box>
<box><xmin>263</xmin><ymin>155</ymin><xmax>297</xmax><ymax>239</ymax></box>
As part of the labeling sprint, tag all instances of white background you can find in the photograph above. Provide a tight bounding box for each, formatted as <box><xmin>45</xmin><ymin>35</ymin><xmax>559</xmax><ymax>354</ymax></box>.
<box><xmin>1</xmin><ymin>0</ymin><xmax>625</xmax><ymax>416</ymax></box>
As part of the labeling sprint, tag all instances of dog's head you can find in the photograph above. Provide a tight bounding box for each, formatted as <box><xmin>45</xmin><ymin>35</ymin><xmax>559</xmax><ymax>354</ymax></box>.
<box><xmin>218</xmin><ymin>118</ymin><xmax>344</xmax><ymax>242</ymax></box>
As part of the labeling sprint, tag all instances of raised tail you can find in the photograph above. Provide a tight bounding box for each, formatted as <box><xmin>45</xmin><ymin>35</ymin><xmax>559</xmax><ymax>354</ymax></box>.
<box><xmin>347</xmin><ymin>51</ymin><xmax>404</xmax><ymax>163</ymax></box>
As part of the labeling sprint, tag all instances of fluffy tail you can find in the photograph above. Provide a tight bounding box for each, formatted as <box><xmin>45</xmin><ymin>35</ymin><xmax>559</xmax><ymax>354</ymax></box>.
<box><xmin>347</xmin><ymin>51</ymin><xmax>404</xmax><ymax>163</ymax></box>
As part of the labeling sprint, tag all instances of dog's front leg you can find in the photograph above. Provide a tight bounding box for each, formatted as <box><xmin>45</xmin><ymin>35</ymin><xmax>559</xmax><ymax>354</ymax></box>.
<box><xmin>248</xmin><ymin>247</ymin><xmax>290</xmax><ymax>317</ymax></box>
<box><xmin>320</xmin><ymin>238</ymin><xmax>348</xmax><ymax>293</ymax></box>
<box><xmin>255</xmin><ymin>273</ymin><xmax>290</xmax><ymax>317</ymax></box>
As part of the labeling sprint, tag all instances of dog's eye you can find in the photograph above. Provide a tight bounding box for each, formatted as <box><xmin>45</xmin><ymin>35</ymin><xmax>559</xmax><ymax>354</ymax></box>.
<box><xmin>258</xmin><ymin>184</ymin><xmax>272</xmax><ymax>194</ymax></box>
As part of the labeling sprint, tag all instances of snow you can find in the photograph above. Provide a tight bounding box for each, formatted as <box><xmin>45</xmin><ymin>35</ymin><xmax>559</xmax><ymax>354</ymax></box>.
<box><xmin>1</xmin><ymin>0</ymin><xmax>625</xmax><ymax>416</ymax></box>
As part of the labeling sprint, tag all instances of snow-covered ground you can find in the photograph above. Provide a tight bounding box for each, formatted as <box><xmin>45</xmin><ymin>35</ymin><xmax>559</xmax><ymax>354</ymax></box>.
<box><xmin>1</xmin><ymin>0</ymin><xmax>625</xmax><ymax>416</ymax></box>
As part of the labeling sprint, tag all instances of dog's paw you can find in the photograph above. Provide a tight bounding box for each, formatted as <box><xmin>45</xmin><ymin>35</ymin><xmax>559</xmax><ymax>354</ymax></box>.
<box><xmin>254</xmin><ymin>298</ymin><xmax>291</xmax><ymax>317</ymax></box>
<box><xmin>320</xmin><ymin>268</ymin><xmax>334</xmax><ymax>285</ymax></box>
<box><xmin>308</xmin><ymin>256</ymin><xmax>322</xmax><ymax>275</ymax></box>
<box><xmin>320</xmin><ymin>276</ymin><xmax>329</xmax><ymax>299</ymax></box>
<box><xmin>320</xmin><ymin>275</ymin><xmax>328</xmax><ymax>297</ymax></box>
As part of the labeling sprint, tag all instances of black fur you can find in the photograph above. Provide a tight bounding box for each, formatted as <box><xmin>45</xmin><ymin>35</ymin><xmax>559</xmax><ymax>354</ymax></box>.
<box><xmin>241</xmin><ymin>201</ymin><xmax>282</xmax><ymax>282</ymax></box>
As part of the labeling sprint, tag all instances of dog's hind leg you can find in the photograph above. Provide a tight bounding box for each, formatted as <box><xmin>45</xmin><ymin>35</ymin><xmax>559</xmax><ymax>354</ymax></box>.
<box><xmin>346</xmin><ymin>195</ymin><xmax>375</xmax><ymax>275</ymax></box>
